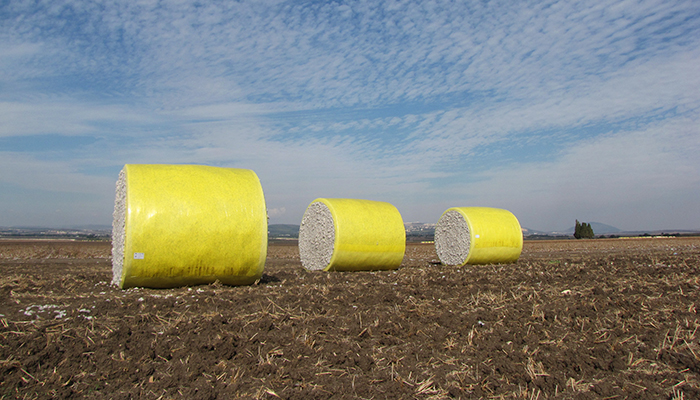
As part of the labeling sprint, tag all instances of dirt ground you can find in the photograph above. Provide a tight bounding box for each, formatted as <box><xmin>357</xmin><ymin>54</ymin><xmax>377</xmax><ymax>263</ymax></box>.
<box><xmin>1</xmin><ymin>238</ymin><xmax>699</xmax><ymax>399</ymax></box>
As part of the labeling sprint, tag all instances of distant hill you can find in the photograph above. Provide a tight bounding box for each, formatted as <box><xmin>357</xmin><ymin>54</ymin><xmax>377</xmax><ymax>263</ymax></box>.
<box><xmin>522</xmin><ymin>227</ymin><xmax>549</xmax><ymax>235</ymax></box>
<box><xmin>3</xmin><ymin>223</ymin><xmax>695</xmax><ymax>241</ymax></box>
<box><xmin>0</xmin><ymin>226</ymin><xmax>111</xmax><ymax>240</ymax></box>
<box><xmin>268</xmin><ymin>224</ymin><xmax>299</xmax><ymax>238</ymax></box>
<box><xmin>405</xmin><ymin>222</ymin><xmax>435</xmax><ymax>236</ymax></box>
<box><xmin>564</xmin><ymin>222</ymin><xmax>621</xmax><ymax>235</ymax></box>
<box><xmin>60</xmin><ymin>224</ymin><xmax>112</xmax><ymax>231</ymax></box>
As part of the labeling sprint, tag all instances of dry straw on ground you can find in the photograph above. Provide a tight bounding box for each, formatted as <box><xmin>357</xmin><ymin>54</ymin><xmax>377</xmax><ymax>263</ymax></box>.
<box><xmin>1</xmin><ymin>238</ymin><xmax>700</xmax><ymax>399</ymax></box>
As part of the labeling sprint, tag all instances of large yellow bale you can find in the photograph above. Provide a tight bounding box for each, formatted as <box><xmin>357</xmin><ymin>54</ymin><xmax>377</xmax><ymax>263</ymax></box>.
<box><xmin>111</xmin><ymin>164</ymin><xmax>267</xmax><ymax>289</ymax></box>
<box><xmin>298</xmin><ymin>198</ymin><xmax>405</xmax><ymax>271</ymax></box>
<box><xmin>435</xmin><ymin>207</ymin><xmax>522</xmax><ymax>266</ymax></box>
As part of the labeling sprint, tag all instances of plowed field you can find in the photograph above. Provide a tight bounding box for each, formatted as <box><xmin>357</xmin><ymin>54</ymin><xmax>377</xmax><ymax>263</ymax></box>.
<box><xmin>1</xmin><ymin>238</ymin><xmax>699</xmax><ymax>399</ymax></box>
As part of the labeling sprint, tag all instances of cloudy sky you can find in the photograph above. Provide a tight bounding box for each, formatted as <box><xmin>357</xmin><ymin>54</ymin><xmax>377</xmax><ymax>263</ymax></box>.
<box><xmin>1</xmin><ymin>0</ymin><xmax>699</xmax><ymax>232</ymax></box>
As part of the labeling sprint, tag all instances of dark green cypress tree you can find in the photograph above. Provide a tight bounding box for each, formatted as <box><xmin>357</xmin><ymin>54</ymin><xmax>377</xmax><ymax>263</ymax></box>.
<box><xmin>574</xmin><ymin>220</ymin><xmax>595</xmax><ymax>239</ymax></box>
<box><xmin>574</xmin><ymin>220</ymin><xmax>582</xmax><ymax>239</ymax></box>
<box><xmin>585</xmin><ymin>223</ymin><xmax>595</xmax><ymax>239</ymax></box>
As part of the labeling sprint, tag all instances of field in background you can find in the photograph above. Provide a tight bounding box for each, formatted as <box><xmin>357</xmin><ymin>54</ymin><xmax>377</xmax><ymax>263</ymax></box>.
<box><xmin>1</xmin><ymin>238</ymin><xmax>699</xmax><ymax>399</ymax></box>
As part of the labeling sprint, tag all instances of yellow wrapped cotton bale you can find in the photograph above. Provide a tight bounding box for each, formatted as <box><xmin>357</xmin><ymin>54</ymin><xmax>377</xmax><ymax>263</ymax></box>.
<box><xmin>298</xmin><ymin>198</ymin><xmax>405</xmax><ymax>271</ymax></box>
<box><xmin>435</xmin><ymin>207</ymin><xmax>522</xmax><ymax>266</ymax></box>
<box><xmin>111</xmin><ymin>164</ymin><xmax>267</xmax><ymax>289</ymax></box>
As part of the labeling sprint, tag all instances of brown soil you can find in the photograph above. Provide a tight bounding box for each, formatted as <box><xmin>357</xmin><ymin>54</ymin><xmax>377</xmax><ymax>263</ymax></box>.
<box><xmin>1</xmin><ymin>238</ymin><xmax>699</xmax><ymax>399</ymax></box>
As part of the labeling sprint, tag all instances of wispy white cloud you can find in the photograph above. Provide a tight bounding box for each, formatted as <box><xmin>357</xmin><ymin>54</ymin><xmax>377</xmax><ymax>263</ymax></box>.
<box><xmin>466</xmin><ymin>114</ymin><xmax>700</xmax><ymax>231</ymax></box>
<box><xmin>0</xmin><ymin>153</ymin><xmax>114</xmax><ymax>194</ymax></box>
<box><xmin>0</xmin><ymin>99</ymin><xmax>172</xmax><ymax>138</ymax></box>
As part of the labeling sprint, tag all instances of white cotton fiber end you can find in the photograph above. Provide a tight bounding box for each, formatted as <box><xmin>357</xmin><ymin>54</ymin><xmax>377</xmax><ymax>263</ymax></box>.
<box><xmin>298</xmin><ymin>201</ymin><xmax>335</xmax><ymax>271</ymax></box>
<box><xmin>111</xmin><ymin>169</ymin><xmax>127</xmax><ymax>285</ymax></box>
<box><xmin>435</xmin><ymin>209</ymin><xmax>471</xmax><ymax>266</ymax></box>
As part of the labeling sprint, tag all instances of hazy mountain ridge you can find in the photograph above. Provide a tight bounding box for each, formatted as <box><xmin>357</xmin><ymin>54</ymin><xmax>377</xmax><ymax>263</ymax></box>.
<box><xmin>268</xmin><ymin>224</ymin><xmax>300</xmax><ymax>238</ymax></box>
<box><xmin>564</xmin><ymin>222</ymin><xmax>621</xmax><ymax>234</ymax></box>
<box><xmin>3</xmin><ymin>223</ymin><xmax>698</xmax><ymax>240</ymax></box>
<box><xmin>0</xmin><ymin>226</ymin><xmax>111</xmax><ymax>240</ymax></box>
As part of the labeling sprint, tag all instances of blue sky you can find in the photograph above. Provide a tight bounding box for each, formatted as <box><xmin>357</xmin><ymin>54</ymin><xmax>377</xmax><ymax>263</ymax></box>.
<box><xmin>1</xmin><ymin>0</ymin><xmax>699</xmax><ymax>232</ymax></box>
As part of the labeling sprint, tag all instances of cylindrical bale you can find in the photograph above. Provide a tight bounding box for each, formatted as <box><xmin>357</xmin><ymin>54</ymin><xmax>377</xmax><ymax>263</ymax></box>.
<box><xmin>111</xmin><ymin>164</ymin><xmax>267</xmax><ymax>289</ymax></box>
<box><xmin>298</xmin><ymin>198</ymin><xmax>405</xmax><ymax>271</ymax></box>
<box><xmin>435</xmin><ymin>207</ymin><xmax>522</xmax><ymax>266</ymax></box>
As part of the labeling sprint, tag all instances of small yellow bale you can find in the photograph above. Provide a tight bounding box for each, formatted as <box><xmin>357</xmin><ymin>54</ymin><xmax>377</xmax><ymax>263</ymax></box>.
<box><xmin>298</xmin><ymin>198</ymin><xmax>405</xmax><ymax>271</ymax></box>
<box><xmin>435</xmin><ymin>207</ymin><xmax>522</xmax><ymax>266</ymax></box>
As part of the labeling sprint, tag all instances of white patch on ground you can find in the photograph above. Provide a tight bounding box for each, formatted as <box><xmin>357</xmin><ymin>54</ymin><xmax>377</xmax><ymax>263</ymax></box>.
<box><xmin>21</xmin><ymin>304</ymin><xmax>67</xmax><ymax>319</ymax></box>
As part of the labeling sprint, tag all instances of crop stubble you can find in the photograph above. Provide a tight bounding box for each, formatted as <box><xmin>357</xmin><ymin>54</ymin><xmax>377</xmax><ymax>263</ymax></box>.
<box><xmin>1</xmin><ymin>238</ymin><xmax>699</xmax><ymax>399</ymax></box>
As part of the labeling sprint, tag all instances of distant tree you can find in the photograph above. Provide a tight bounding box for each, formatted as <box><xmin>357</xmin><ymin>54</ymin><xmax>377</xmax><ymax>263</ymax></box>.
<box><xmin>574</xmin><ymin>220</ymin><xmax>582</xmax><ymax>239</ymax></box>
<box><xmin>574</xmin><ymin>220</ymin><xmax>595</xmax><ymax>239</ymax></box>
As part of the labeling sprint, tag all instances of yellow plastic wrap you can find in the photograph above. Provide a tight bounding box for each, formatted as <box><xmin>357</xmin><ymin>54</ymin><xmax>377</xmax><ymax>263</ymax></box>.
<box><xmin>111</xmin><ymin>164</ymin><xmax>267</xmax><ymax>289</ymax></box>
<box><xmin>298</xmin><ymin>198</ymin><xmax>405</xmax><ymax>271</ymax></box>
<box><xmin>435</xmin><ymin>207</ymin><xmax>522</xmax><ymax>266</ymax></box>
